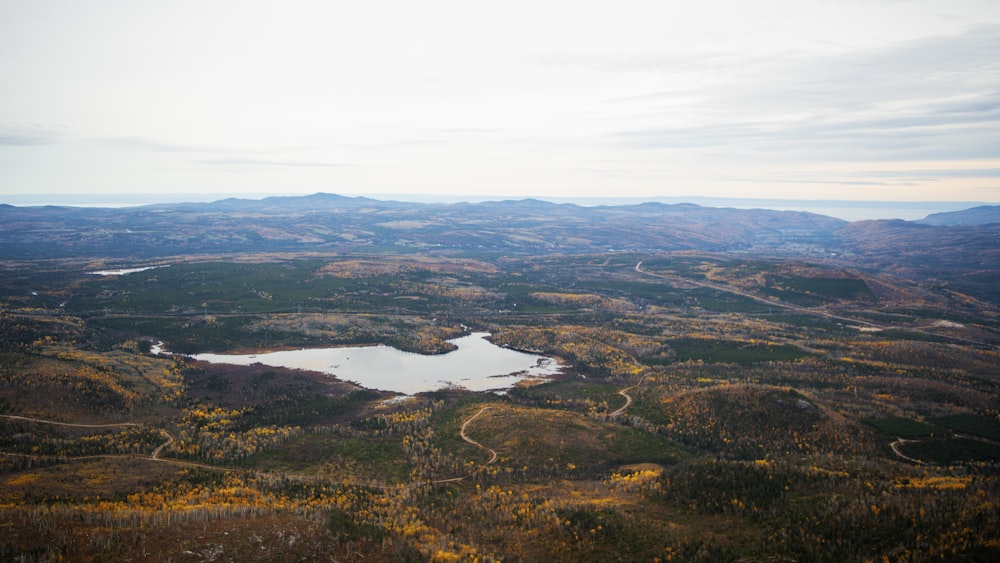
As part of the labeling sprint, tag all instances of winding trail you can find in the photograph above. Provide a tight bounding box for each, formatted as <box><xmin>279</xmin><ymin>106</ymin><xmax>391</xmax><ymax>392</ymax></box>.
<box><xmin>150</xmin><ymin>429</ymin><xmax>175</xmax><ymax>460</ymax></box>
<box><xmin>433</xmin><ymin>405</ymin><xmax>498</xmax><ymax>484</ymax></box>
<box><xmin>0</xmin><ymin>414</ymin><xmax>139</xmax><ymax>429</ymax></box>
<box><xmin>459</xmin><ymin>406</ymin><xmax>498</xmax><ymax>465</ymax></box>
<box><xmin>0</xmin><ymin>414</ymin><xmax>224</xmax><ymax>472</ymax></box>
<box><xmin>634</xmin><ymin>260</ymin><xmax>997</xmax><ymax>349</ymax></box>
<box><xmin>890</xmin><ymin>438</ymin><xmax>924</xmax><ymax>465</ymax></box>
<box><xmin>609</xmin><ymin>376</ymin><xmax>645</xmax><ymax>418</ymax></box>
<box><xmin>635</xmin><ymin>261</ymin><xmax>883</xmax><ymax>328</ymax></box>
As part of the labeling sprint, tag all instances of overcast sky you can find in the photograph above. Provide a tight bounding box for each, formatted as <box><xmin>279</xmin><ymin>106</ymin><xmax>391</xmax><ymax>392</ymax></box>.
<box><xmin>1</xmin><ymin>0</ymin><xmax>998</xmax><ymax>204</ymax></box>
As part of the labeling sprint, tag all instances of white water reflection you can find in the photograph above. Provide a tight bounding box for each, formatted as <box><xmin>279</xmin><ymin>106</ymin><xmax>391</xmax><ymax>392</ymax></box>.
<box><xmin>187</xmin><ymin>332</ymin><xmax>566</xmax><ymax>394</ymax></box>
<box><xmin>88</xmin><ymin>265</ymin><xmax>166</xmax><ymax>276</ymax></box>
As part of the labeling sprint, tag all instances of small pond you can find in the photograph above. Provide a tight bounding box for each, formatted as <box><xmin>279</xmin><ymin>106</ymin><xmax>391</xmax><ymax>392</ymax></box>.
<box><xmin>180</xmin><ymin>332</ymin><xmax>566</xmax><ymax>394</ymax></box>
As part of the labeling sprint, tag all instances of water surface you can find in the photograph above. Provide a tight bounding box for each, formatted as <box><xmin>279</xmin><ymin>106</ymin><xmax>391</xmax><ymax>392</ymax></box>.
<box><xmin>189</xmin><ymin>332</ymin><xmax>565</xmax><ymax>394</ymax></box>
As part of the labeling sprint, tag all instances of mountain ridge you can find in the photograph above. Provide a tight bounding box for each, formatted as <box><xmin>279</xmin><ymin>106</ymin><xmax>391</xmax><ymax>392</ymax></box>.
<box><xmin>918</xmin><ymin>205</ymin><xmax>1000</xmax><ymax>226</ymax></box>
<box><xmin>1</xmin><ymin>192</ymin><xmax>996</xmax><ymax>302</ymax></box>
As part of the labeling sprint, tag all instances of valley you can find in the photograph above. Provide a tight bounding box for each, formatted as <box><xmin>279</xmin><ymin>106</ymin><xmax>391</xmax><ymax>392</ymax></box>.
<box><xmin>1</xmin><ymin>196</ymin><xmax>998</xmax><ymax>561</ymax></box>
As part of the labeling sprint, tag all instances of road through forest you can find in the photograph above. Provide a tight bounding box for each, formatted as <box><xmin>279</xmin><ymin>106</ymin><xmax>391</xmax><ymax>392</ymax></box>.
<box><xmin>0</xmin><ymin>414</ymin><xmax>221</xmax><ymax>471</ymax></box>
<box><xmin>633</xmin><ymin>260</ymin><xmax>995</xmax><ymax>350</ymax></box>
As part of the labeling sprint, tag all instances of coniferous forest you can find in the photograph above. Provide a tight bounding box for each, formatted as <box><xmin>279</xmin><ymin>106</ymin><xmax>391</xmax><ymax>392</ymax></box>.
<box><xmin>1</xmin><ymin>197</ymin><xmax>999</xmax><ymax>561</ymax></box>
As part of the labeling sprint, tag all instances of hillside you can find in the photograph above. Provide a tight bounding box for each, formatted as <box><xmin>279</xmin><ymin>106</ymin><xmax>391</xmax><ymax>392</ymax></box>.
<box><xmin>834</xmin><ymin>219</ymin><xmax>1000</xmax><ymax>303</ymax></box>
<box><xmin>0</xmin><ymin>193</ymin><xmax>845</xmax><ymax>259</ymax></box>
<box><xmin>2</xmin><ymin>196</ymin><xmax>999</xmax><ymax>561</ymax></box>
<box><xmin>4</xmin><ymin>193</ymin><xmax>999</xmax><ymax>305</ymax></box>
<box><xmin>918</xmin><ymin>205</ymin><xmax>1000</xmax><ymax>226</ymax></box>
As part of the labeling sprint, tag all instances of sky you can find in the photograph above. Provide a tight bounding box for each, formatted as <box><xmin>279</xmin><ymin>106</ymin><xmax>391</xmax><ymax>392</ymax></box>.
<box><xmin>1</xmin><ymin>0</ymin><xmax>999</xmax><ymax>205</ymax></box>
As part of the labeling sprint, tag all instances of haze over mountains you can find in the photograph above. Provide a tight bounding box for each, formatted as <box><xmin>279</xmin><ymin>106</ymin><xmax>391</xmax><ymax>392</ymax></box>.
<box><xmin>2</xmin><ymin>193</ymin><xmax>987</xmax><ymax>222</ymax></box>
<box><xmin>918</xmin><ymin>205</ymin><xmax>1000</xmax><ymax>226</ymax></box>
<box><xmin>2</xmin><ymin>194</ymin><xmax>998</xmax><ymax>303</ymax></box>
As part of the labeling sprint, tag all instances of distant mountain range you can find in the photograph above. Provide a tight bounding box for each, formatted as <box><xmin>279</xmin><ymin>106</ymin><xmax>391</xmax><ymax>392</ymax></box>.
<box><xmin>2</xmin><ymin>194</ymin><xmax>998</xmax><ymax>302</ymax></box>
<box><xmin>917</xmin><ymin>205</ymin><xmax>1000</xmax><ymax>226</ymax></box>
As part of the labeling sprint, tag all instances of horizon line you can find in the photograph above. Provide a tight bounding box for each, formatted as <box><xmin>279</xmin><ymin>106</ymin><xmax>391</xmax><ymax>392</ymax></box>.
<box><xmin>1</xmin><ymin>192</ymin><xmax>994</xmax><ymax>222</ymax></box>
<box><xmin>1</xmin><ymin>191</ymin><xmax>993</xmax><ymax>206</ymax></box>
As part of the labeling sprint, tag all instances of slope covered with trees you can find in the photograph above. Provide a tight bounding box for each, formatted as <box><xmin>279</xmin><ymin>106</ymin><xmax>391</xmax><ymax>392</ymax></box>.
<box><xmin>1</xmin><ymin>199</ymin><xmax>999</xmax><ymax>560</ymax></box>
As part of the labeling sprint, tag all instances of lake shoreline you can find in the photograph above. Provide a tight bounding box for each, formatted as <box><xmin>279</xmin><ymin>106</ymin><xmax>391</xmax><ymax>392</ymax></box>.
<box><xmin>156</xmin><ymin>332</ymin><xmax>569</xmax><ymax>394</ymax></box>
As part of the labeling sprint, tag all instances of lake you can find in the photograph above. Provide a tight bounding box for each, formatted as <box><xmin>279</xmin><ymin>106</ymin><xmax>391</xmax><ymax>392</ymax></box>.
<box><xmin>88</xmin><ymin>265</ymin><xmax>166</xmax><ymax>276</ymax></box>
<box><xmin>183</xmin><ymin>332</ymin><xmax>566</xmax><ymax>394</ymax></box>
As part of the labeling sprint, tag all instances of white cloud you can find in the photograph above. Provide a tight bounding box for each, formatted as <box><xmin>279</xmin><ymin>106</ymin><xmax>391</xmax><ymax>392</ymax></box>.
<box><xmin>0</xmin><ymin>126</ymin><xmax>58</xmax><ymax>146</ymax></box>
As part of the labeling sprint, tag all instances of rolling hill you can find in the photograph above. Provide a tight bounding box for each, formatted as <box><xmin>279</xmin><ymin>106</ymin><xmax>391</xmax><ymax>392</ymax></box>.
<box><xmin>3</xmin><ymin>193</ymin><xmax>997</xmax><ymax>303</ymax></box>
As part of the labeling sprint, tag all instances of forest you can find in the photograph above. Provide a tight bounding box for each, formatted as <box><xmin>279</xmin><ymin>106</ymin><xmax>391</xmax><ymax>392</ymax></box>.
<box><xmin>1</xmin><ymin>250</ymin><xmax>998</xmax><ymax>561</ymax></box>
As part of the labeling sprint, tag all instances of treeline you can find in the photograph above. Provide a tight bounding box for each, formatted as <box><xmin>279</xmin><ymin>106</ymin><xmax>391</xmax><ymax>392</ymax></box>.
<box><xmin>0</xmin><ymin>421</ymin><xmax>161</xmax><ymax>458</ymax></box>
<box><xmin>0</xmin><ymin>343</ymin><xmax>185</xmax><ymax>415</ymax></box>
